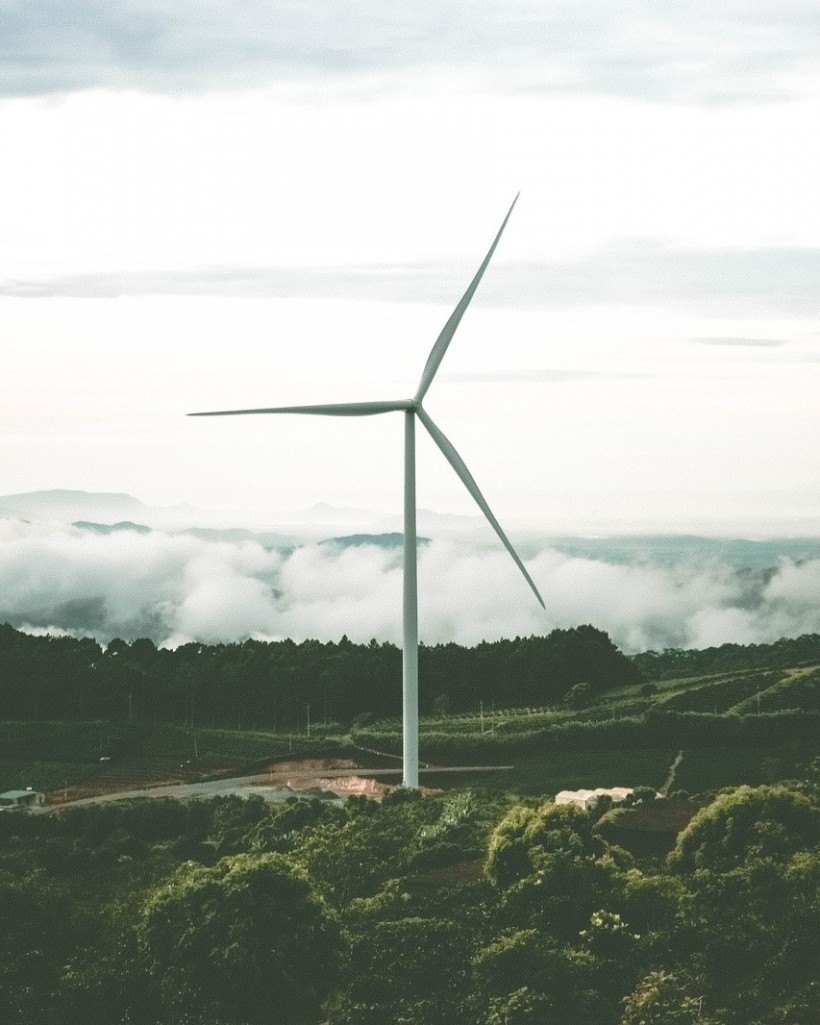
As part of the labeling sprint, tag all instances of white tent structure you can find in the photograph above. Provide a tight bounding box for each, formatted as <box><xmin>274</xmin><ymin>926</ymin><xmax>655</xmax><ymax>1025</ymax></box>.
<box><xmin>555</xmin><ymin>788</ymin><xmax>635</xmax><ymax>810</ymax></box>
<box><xmin>190</xmin><ymin>196</ymin><xmax>544</xmax><ymax>787</ymax></box>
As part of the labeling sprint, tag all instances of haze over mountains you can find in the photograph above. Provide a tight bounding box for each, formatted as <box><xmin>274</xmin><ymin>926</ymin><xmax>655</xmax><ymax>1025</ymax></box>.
<box><xmin>0</xmin><ymin>489</ymin><xmax>151</xmax><ymax>523</ymax></box>
<box><xmin>0</xmin><ymin>489</ymin><xmax>472</xmax><ymax>538</ymax></box>
<box><xmin>2</xmin><ymin>490</ymin><xmax>820</xmax><ymax>653</ymax></box>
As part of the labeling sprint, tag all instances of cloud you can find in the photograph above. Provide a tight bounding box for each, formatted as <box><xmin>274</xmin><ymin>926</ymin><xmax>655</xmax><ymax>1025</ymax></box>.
<box><xmin>3</xmin><ymin>245</ymin><xmax>819</xmax><ymax>315</ymax></box>
<box><xmin>1</xmin><ymin>1</ymin><xmax>818</xmax><ymax>102</ymax></box>
<box><xmin>690</xmin><ymin>337</ymin><xmax>789</xmax><ymax>348</ymax></box>
<box><xmin>0</xmin><ymin>518</ymin><xmax>284</xmax><ymax>644</ymax></box>
<box><xmin>441</xmin><ymin>370</ymin><xmax>651</xmax><ymax>385</ymax></box>
<box><xmin>2</xmin><ymin>517</ymin><xmax>820</xmax><ymax>654</ymax></box>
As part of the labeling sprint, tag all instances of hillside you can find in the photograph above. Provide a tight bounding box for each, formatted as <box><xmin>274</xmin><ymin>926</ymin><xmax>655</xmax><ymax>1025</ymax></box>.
<box><xmin>1</xmin><ymin>624</ymin><xmax>818</xmax><ymax>802</ymax></box>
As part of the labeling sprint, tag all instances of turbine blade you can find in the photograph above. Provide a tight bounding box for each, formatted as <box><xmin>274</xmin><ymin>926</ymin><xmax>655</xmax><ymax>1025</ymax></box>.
<box><xmin>415</xmin><ymin>194</ymin><xmax>519</xmax><ymax>404</ymax></box>
<box><xmin>417</xmin><ymin>407</ymin><xmax>545</xmax><ymax>609</ymax></box>
<box><xmin>188</xmin><ymin>400</ymin><xmax>414</xmax><ymax>417</ymax></box>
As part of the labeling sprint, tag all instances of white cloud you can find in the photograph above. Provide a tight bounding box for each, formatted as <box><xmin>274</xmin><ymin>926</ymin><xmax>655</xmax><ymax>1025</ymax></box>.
<box><xmin>3</xmin><ymin>246</ymin><xmax>819</xmax><ymax>316</ymax></box>
<box><xmin>1</xmin><ymin>1</ymin><xmax>818</xmax><ymax>103</ymax></box>
<box><xmin>1</xmin><ymin>5</ymin><xmax>818</xmax><ymax>545</ymax></box>
<box><xmin>3</xmin><ymin>519</ymin><xmax>820</xmax><ymax>653</ymax></box>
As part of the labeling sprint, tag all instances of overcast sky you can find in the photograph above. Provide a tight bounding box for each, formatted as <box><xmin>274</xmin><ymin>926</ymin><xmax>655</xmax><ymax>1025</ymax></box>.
<box><xmin>2</xmin><ymin>1</ymin><xmax>820</xmax><ymax>540</ymax></box>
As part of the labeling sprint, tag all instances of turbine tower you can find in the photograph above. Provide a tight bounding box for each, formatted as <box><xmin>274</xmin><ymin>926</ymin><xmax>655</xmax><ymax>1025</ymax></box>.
<box><xmin>190</xmin><ymin>195</ymin><xmax>544</xmax><ymax>788</ymax></box>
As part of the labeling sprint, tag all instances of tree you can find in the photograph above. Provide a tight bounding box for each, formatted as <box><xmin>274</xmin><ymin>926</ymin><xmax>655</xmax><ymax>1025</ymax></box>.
<box><xmin>486</xmin><ymin>802</ymin><xmax>631</xmax><ymax>943</ymax></box>
<box><xmin>471</xmin><ymin>930</ymin><xmax>585</xmax><ymax>1022</ymax></box>
<box><xmin>292</xmin><ymin>788</ymin><xmax>434</xmax><ymax>904</ymax></box>
<box><xmin>665</xmin><ymin>788</ymin><xmax>820</xmax><ymax>1020</ymax></box>
<box><xmin>668</xmin><ymin>785</ymin><xmax>820</xmax><ymax>874</ymax></box>
<box><xmin>619</xmin><ymin>971</ymin><xmax>721</xmax><ymax>1025</ymax></box>
<box><xmin>137</xmin><ymin>853</ymin><xmax>344</xmax><ymax>1024</ymax></box>
<box><xmin>335</xmin><ymin>916</ymin><xmax>472</xmax><ymax>1025</ymax></box>
<box><xmin>486</xmin><ymin>801</ymin><xmax>603</xmax><ymax>889</ymax></box>
<box><xmin>484</xmin><ymin>986</ymin><xmax>553</xmax><ymax>1025</ymax></box>
<box><xmin>0</xmin><ymin>873</ymin><xmax>76</xmax><ymax>1024</ymax></box>
<box><xmin>565</xmin><ymin>682</ymin><xmax>592</xmax><ymax>708</ymax></box>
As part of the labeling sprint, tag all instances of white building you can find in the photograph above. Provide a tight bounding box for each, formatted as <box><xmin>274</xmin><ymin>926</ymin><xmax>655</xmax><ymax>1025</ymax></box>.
<box><xmin>554</xmin><ymin>787</ymin><xmax>634</xmax><ymax>810</ymax></box>
<box><xmin>0</xmin><ymin>788</ymin><xmax>46</xmax><ymax>810</ymax></box>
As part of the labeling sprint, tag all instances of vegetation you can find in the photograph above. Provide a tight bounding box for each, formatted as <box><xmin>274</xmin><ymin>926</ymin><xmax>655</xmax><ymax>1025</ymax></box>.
<box><xmin>1</xmin><ymin>783</ymin><xmax>818</xmax><ymax>1023</ymax></box>
<box><xmin>0</xmin><ymin>622</ymin><xmax>640</xmax><ymax>728</ymax></box>
<box><xmin>2</xmin><ymin>622</ymin><xmax>820</xmax><ymax>1021</ymax></box>
<box><xmin>632</xmin><ymin>633</ymin><xmax>820</xmax><ymax>679</ymax></box>
<box><xmin>2</xmin><ymin>621</ymin><xmax>819</xmax><ymax>799</ymax></box>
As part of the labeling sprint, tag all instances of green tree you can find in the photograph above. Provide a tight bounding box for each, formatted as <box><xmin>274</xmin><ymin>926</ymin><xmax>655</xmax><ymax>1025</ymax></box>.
<box><xmin>487</xmin><ymin>802</ymin><xmax>631</xmax><ymax>943</ymax></box>
<box><xmin>486</xmin><ymin>802</ymin><xmax>601</xmax><ymax>889</ymax></box>
<box><xmin>668</xmin><ymin>785</ymin><xmax>820</xmax><ymax>874</ymax></box>
<box><xmin>334</xmin><ymin>916</ymin><xmax>472</xmax><ymax>1025</ymax></box>
<box><xmin>292</xmin><ymin>789</ymin><xmax>435</xmax><ymax>904</ymax></box>
<box><xmin>0</xmin><ymin>873</ymin><xmax>76</xmax><ymax>1024</ymax></box>
<box><xmin>472</xmin><ymin>929</ymin><xmax>587</xmax><ymax>1021</ymax></box>
<box><xmin>137</xmin><ymin>852</ymin><xmax>344</xmax><ymax>1024</ymax></box>
<box><xmin>485</xmin><ymin>986</ymin><xmax>553</xmax><ymax>1025</ymax></box>
<box><xmin>619</xmin><ymin>971</ymin><xmax>720</xmax><ymax>1025</ymax></box>
<box><xmin>665</xmin><ymin>787</ymin><xmax>820</xmax><ymax>1020</ymax></box>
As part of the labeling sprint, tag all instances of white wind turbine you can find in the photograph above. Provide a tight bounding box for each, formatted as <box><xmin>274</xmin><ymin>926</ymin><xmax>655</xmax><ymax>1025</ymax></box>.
<box><xmin>190</xmin><ymin>195</ymin><xmax>544</xmax><ymax>788</ymax></box>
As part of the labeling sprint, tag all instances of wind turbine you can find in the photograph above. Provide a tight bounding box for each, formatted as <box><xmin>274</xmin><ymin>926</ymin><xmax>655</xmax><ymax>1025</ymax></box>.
<box><xmin>189</xmin><ymin>195</ymin><xmax>544</xmax><ymax>788</ymax></box>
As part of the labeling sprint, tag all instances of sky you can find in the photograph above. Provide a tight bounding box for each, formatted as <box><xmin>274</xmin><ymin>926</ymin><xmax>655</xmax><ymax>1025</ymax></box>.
<box><xmin>1</xmin><ymin>2</ymin><xmax>820</xmax><ymax>650</ymax></box>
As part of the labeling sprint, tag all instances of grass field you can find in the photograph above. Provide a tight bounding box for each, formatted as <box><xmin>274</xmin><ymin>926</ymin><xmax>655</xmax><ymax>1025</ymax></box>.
<box><xmin>671</xmin><ymin>742</ymin><xmax>819</xmax><ymax>794</ymax></box>
<box><xmin>0</xmin><ymin>759</ymin><xmax>94</xmax><ymax>794</ymax></box>
<box><xmin>134</xmin><ymin>725</ymin><xmax>320</xmax><ymax>762</ymax></box>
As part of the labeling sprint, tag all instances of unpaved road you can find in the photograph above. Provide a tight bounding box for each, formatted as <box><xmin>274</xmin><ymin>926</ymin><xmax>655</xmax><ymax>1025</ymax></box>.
<box><xmin>49</xmin><ymin>763</ymin><xmax>512</xmax><ymax>809</ymax></box>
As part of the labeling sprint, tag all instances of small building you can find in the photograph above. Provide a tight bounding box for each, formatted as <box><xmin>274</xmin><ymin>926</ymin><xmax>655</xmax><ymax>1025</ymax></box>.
<box><xmin>555</xmin><ymin>787</ymin><xmax>634</xmax><ymax>810</ymax></box>
<box><xmin>0</xmin><ymin>788</ymin><xmax>46</xmax><ymax>810</ymax></box>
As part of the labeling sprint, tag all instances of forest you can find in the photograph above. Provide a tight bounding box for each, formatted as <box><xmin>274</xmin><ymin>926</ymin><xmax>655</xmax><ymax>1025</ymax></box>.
<box><xmin>0</xmin><ymin>622</ymin><xmax>641</xmax><ymax>727</ymax></box>
<box><xmin>1</xmin><ymin>781</ymin><xmax>819</xmax><ymax>1024</ymax></box>
<box><xmin>2</xmin><ymin>622</ymin><xmax>820</xmax><ymax>1023</ymax></box>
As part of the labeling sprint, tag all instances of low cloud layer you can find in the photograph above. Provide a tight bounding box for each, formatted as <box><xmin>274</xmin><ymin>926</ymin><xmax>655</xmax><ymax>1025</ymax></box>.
<box><xmin>1</xmin><ymin>1</ymin><xmax>818</xmax><ymax>102</ymax></box>
<box><xmin>4</xmin><ymin>246</ymin><xmax>819</xmax><ymax>316</ymax></box>
<box><xmin>2</xmin><ymin>518</ymin><xmax>820</xmax><ymax>654</ymax></box>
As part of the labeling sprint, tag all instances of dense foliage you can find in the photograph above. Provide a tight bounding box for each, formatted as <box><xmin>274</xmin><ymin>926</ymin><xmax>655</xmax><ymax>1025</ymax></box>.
<box><xmin>2</xmin><ymin>624</ymin><xmax>820</xmax><ymax>1021</ymax></box>
<box><xmin>1</xmin><ymin>783</ymin><xmax>818</xmax><ymax>1024</ymax></box>
<box><xmin>0</xmin><ymin>622</ymin><xmax>639</xmax><ymax>728</ymax></box>
<box><xmin>633</xmin><ymin>633</ymin><xmax>820</xmax><ymax>680</ymax></box>
<box><xmin>138</xmin><ymin>853</ymin><xmax>343</xmax><ymax>1024</ymax></box>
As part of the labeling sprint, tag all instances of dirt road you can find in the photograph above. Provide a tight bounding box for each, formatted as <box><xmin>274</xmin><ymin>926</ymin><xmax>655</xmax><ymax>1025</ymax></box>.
<box><xmin>49</xmin><ymin>762</ymin><xmax>512</xmax><ymax>809</ymax></box>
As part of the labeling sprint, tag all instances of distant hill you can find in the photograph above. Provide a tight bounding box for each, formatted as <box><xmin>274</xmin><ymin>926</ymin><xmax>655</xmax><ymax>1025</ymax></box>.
<box><xmin>6</xmin><ymin>492</ymin><xmax>820</xmax><ymax>571</ymax></box>
<box><xmin>66</xmin><ymin>518</ymin><xmax>297</xmax><ymax>550</ymax></box>
<box><xmin>549</xmin><ymin>534</ymin><xmax>820</xmax><ymax>569</ymax></box>
<box><xmin>0</xmin><ymin>489</ymin><xmax>147</xmax><ymax>523</ymax></box>
<box><xmin>320</xmin><ymin>533</ymin><xmax>431</xmax><ymax>550</ymax></box>
<box><xmin>73</xmin><ymin>521</ymin><xmax>152</xmax><ymax>535</ymax></box>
